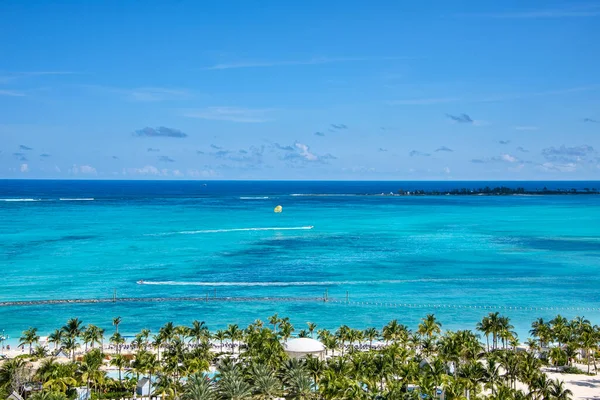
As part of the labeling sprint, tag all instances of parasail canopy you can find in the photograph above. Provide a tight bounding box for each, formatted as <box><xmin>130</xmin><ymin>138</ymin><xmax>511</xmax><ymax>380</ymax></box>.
<box><xmin>274</xmin><ymin>205</ymin><xmax>283</xmax><ymax>213</ymax></box>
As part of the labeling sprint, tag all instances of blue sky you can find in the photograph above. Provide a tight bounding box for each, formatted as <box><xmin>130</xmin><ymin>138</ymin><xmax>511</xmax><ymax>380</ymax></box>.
<box><xmin>1</xmin><ymin>0</ymin><xmax>599</xmax><ymax>180</ymax></box>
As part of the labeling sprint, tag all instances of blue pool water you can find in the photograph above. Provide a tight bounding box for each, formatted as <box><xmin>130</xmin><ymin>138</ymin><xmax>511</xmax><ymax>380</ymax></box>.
<box><xmin>1</xmin><ymin>180</ymin><xmax>599</xmax><ymax>341</ymax></box>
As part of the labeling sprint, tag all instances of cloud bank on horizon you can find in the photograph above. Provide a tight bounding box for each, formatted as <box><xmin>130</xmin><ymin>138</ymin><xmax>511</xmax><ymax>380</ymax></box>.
<box><xmin>1</xmin><ymin>0</ymin><xmax>599</xmax><ymax>180</ymax></box>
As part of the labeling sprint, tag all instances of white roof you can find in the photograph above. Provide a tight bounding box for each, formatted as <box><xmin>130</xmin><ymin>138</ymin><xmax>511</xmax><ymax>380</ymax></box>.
<box><xmin>284</xmin><ymin>338</ymin><xmax>325</xmax><ymax>353</ymax></box>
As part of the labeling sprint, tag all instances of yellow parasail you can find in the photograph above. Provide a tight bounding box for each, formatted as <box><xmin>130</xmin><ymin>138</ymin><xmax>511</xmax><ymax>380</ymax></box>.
<box><xmin>274</xmin><ymin>205</ymin><xmax>283</xmax><ymax>213</ymax></box>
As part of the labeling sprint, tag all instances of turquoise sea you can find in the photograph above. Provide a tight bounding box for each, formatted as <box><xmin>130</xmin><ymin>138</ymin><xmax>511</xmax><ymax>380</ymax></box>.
<box><xmin>1</xmin><ymin>180</ymin><xmax>600</xmax><ymax>342</ymax></box>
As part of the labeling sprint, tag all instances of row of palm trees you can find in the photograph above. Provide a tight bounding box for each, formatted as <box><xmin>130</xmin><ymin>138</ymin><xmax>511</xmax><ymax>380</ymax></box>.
<box><xmin>2</xmin><ymin>312</ymin><xmax>596</xmax><ymax>399</ymax></box>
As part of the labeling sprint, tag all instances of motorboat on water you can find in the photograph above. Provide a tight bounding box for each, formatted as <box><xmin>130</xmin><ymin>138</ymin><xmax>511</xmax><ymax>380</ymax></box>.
<box><xmin>137</xmin><ymin>280</ymin><xmax>145</xmax><ymax>284</ymax></box>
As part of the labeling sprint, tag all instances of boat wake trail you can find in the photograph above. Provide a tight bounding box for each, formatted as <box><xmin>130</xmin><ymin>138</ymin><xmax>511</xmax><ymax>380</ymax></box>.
<box><xmin>145</xmin><ymin>226</ymin><xmax>314</xmax><ymax>236</ymax></box>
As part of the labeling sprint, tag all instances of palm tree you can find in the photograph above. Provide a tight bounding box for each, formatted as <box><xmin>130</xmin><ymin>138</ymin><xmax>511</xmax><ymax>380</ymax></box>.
<box><xmin>29</xmin><ymin>392</ymin><xmax>68</xmax><ymax>400</ymax></box>
<box><xmin>190</xmin><ymin>320</ymin><xmax>209</xmax><ymax>345</ymax></box>
<box><xmin>113</xmin><ymin>316</ymin><xmax>122</xmax><ymax>334</ymax></box>
<box><xmin>581</xmin><ymin>329</ymin><xmax>597</xmax><ymax>374</ymax></box>
<box><xmin>279</xmin><ymin>321</ymin><xmax>294</xmax><ymax>343</ymax></box>
<box><xmin>0</xmin><ymin>358</ymin><xmax>28</xmax><ymax>395</ymax></box>
<box><xmin>19</xmin><ymin>327</ymin><xmax>39</xmax><ymax>354</ymax></box>
<box><xmin>251</xmin><ymin>364</ymin><xmax>281</xmax><ymax>399</ymax></box>
<box><xmin>225</xmin><ymin>324</ymin><xmax>242</xmax><ymax>354</ymax></box>
<box><xmin>214</xmin><ymin>330</ymin><xmax>227</xmax><ymax>353</ymax></box>
<box><xmin>476</xmin><ymin>315</ymin><xmax>492</xmax><ymax>352</ymax></box>
<box><xmin>268</xmin><ymin>314</ymin><xmax>279</xmax><ymax>333</ymax></box>
<box><xmin>110</xmin><ymin>332</ymin><xmax>125</xmax><ymax>355</ymax></box>
<box><xmin>80</xmin><ymin>348</ymin><xmax>104</xmax><ymax>395</ymax></box>
<box><xmin>363</xmin><ymin>327</ymin><xmax>379</xmax><ymax>349</ymax></box>
<box><xmin>60</xmin><ymin>336</ymin><xmax>78</xmax><ymax>362</ymax></box>
<box><xmin>306</xmin><ymin>322</ymin><xmax>317</xmax><ymax>339</ymax></box>
<box><xmin>218</xmin><ymin>370</ymin><xmax>253</xmax><ymax>399</ymax></box>
<box><xmin>48</xmin><ymin>329</ymin><xmax>63</xmax><ymax>351</ymax></box>
<box><xmin>62</xmin><ymin>318</ymin><xmax>83</xmax><ymax>339</ymax></box>
<box><xmin>549</xmin><ymin>379</ymin><xmax>573</xmax><ymax>400</ymax></box>
<box><xmin>110</xmin><ymin>353</ymin><xmax>128</xmax><ymax>383</ymax></box>
<box><xmin>81</xmin><ymin>324</ymin><xmax>102</xmax><ymax>352</ymax></box>
<box><xmin>418</xmin><ymin>314</ymin><xmax>442</xmax><ymax>338</ymax></box>
<box><xmin>181</xmin><ymin>373</ymin><xmax>216</xmax><ymax>400</ymax></box>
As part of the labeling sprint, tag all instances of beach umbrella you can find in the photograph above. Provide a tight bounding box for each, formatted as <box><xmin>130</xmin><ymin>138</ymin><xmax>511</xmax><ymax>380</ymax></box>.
<box><xmin>274</xmin><ymin>205</ymin><xmax>283</xmax><ymax>213</ymax></box>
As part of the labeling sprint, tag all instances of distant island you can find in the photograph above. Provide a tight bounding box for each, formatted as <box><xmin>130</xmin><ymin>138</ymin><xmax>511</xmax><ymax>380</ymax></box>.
<box><xmin>390</xmin><ymin>186</ymin><xmax>600</xmax><ymax>196</ymax></box>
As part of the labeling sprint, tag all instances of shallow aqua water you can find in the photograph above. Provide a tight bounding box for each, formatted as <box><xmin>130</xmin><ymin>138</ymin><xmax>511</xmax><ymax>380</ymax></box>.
<box><xmin>1</xmin><ymin>180</ymin><xmax>600</xmax><ymax>341</ymax></box>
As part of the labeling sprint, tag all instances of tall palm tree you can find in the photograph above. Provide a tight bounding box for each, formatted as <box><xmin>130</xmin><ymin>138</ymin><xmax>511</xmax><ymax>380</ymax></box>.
<box><xmin>268</xmin><ymin>314</ymin><xmax>279</xmax><ymax>333</ymax></box>
<box><xmin>110</xmin><ymin>353</ymin><xmax>128</xmax><ymax>383</ymax></box>
<box><xmin>476</xmin><ymin>315</ymin><xmax>492</xmax><ymax>352</ymax></box>
<box><xmin>81</xmin><ymin>324</ymin><xmax>102</xmax><ymax>352</ymax></box>
<box><xmin>225</xmin><ymin>324</ymin><xmax>242</xmax><ymax>354</ymax></box>
<box><xmin>62</xmin><ymin>318</ymin><xmax>83</xmax><ymax>339</ymax></box>
<box><xmin>60</xmin><ymin>336</ymin><xmax>78</xmax><ymax>362</ymax></box>
<box><xmin>279</xmin><ymin>321</ymin><xmax>294</xmax><ymax>344</ymax></box>
<box><xmin>306</xmin><ymin>322</ymin><xmax>317</xmax><ymax>339</ymax></box>
<box><xmin>48</xmin><ymin>329</ymin><xmax>63</xmax><ymax>351</ymax></box>
<box><xmin>112</xmin><ymin>316</ymin><xmax>122</xmax><ymax>334</ymax></box>
<box><xmin>19</xmin><ymin>327</ymin><xmax>39</xmax><ymax>354</ymax></box>
<box><xmin>110</xmin><ymin>332</ymin><xmax>125</xmax><ymax>355</ymax></box>
<box><xmin>363</xmin><ymin>327</ymin><xmax>379</xmax><ymax>349</ymax></box>
<box><xmin>190</xmin><ymin>320</ymin><xmax>209</xmax><ymax>345</ymax></box>
<box><xmin>214</xmin><ymin>330</ymin><xmax>227</xmax><ymax>353</ymax></box>
<box><xmin>418</xmin><ymin>314</ymin><xmax>442</xmax><ymax>338</ymax></box>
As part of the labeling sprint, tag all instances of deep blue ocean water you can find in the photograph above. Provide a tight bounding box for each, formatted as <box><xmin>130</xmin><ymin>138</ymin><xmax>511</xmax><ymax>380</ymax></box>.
<box><xmin>1</xmin><ymin>180</ymin><xmax>600</xmax><ymax>342</ymax></box>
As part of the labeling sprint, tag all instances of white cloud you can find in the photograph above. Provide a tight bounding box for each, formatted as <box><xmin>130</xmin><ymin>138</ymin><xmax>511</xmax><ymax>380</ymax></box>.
<box><xmin>501</xmin><ymin>154</ymin><xmax>518</xmax><ymax>163</ymax></box>
<box><xmin>294</xmin><ymin>142</ymin><xmax>318</xmax><ymax>161</ymax></box>
<box><xmin>182</xmin><ymin>107</ymin><xmax>272</xmax><ymax>123</ymax></box>
<box><xmin>20</xmin><ymin>163</ymin><xmax>28</xmax><ymax>172</ymax></box>
<box><xmin>172</xmin><ymin>169</ymin><xmax>184</xmax><ymax>177</ymax></box>
<box><xmin>443</xmin><ymin>166</ymin><xmax>451</xmax><ymax>174</ymax></box>
<box><xmin>80</xmin><ymin>165</ymin><xmax>97</xmax><ymax>174</ymax></box>
<box><xmin>69</xmin><ymin>164</ymin><xmax>96</xmax><ymax>175</ymax></box>
<box><xmin>187</xmin><ymin>169</ymin><xmax>217</xmax><ymax>178</ymax></box>
<box><xmin>125</xmin><ymin>165</ymin><xmax>161</xmax><ymax>176</ymax></box>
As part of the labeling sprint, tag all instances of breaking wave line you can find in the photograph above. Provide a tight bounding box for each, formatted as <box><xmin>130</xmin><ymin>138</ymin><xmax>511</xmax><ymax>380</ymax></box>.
<box><xmin>0</xmin><ymin>198</ymin><xmax>41</xmax><ymax>202</ymax></box>
<box><xmin>137</xmin><ymin>276</ymin><xmax>578</xmax><ymax>287</ymax></box>
<box><xmin>59</xmin><ymin>198</ymin><xmax>95</xmax><ymax>201</ymax></box>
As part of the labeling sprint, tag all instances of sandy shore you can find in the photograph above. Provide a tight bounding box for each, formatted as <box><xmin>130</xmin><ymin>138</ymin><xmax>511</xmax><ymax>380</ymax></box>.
<box><xmin>545</xmin><ymin>369</ymin><xmax>600</xmax><ymax>400</ymax></box>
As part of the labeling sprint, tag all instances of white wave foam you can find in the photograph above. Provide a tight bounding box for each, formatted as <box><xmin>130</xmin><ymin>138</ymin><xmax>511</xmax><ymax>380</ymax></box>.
<box><xmin>0</xmin><ymin>198</ymin><xmax>40</xmax><ymax>202</ymax></box>
<box><xmin>59</xmin><ymin>198</ymin><xmax>95</xmax><ymax>201</ymax></box>
<box><xmin>138</xmin><ymin>276</ymin><xmax>576</xmax><ymax>287</ymax></box>
<box><xmin>146</xmin><ymin>226</ymin><xmax>314</xmax><ymax>236</ymax></box>
<box><xmin>239</xmin><ymin>196</ymin><xmax>269</xmax><ymax>200</ymax></box>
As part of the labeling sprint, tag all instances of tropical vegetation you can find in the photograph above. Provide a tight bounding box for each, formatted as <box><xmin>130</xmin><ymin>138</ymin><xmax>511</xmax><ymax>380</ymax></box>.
<box><xmin>1</xmin><ymin>313</ymin><xmax>597</xmax><ymax>399</ymax></box>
